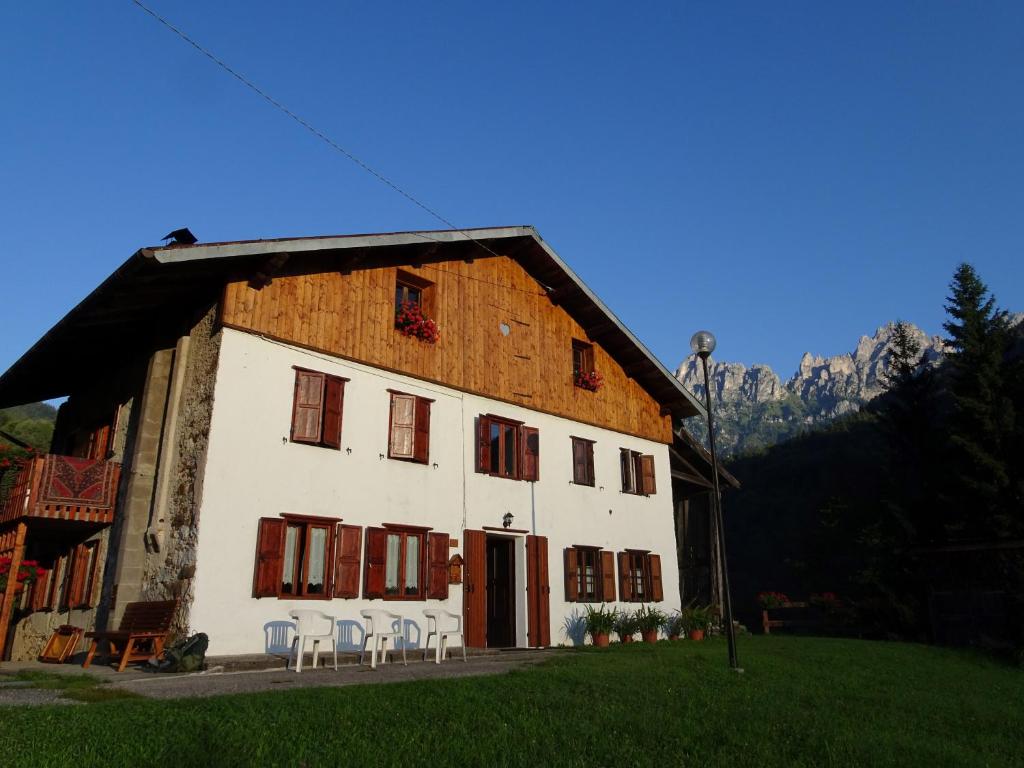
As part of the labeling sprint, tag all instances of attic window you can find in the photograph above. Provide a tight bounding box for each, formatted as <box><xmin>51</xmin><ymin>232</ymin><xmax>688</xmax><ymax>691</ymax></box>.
<box><xmin>394</xmin><ymin>270</ymin><xmax>433</xmax><ymax>316</ymax></box>
<box><xmin>394</xmin><ymin>270</ymin><xmax>439</xmax><ymax>343</ymax></box>
<box><xmin>572</xmin><ymin>340</ymin><xmax>594</xmax><ymax>380</ymax></box>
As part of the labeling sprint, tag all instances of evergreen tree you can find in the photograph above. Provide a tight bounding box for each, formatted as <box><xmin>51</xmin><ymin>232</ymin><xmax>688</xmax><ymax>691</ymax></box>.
<box><xmin>942</xmin><ymin>263</ymin><xmax>1012</xmax><ymax>538</ymax></box>
<box><xmin>881</xmin><ymin>320</ymin><xmax>923</xmax><ymax>391</ymax></box>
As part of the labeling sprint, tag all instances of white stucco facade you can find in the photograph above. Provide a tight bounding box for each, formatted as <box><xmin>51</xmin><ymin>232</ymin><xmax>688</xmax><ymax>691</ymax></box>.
<box><xmin>190</xmin><ymin>328</ymin><xmax>680</xmax><ymax>655</ymax></box>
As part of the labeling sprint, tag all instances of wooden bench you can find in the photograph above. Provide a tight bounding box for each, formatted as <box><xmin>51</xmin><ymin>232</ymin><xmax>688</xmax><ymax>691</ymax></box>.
<box><xmin>82</xmin><ymin>600</ymin><xmax>177</xmax><ymax>672</ymax></box>
<box><xmin>762</xmin><ymin>601</ymin><xmax>823</xmax><ymax>635</ymax></box>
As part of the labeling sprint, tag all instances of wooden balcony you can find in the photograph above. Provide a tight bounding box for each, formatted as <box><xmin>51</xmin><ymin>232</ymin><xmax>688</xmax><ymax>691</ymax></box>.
<box><xmin>0</xmin><ymin>454</ymin><xmax>121</xmax><ymax>527</ymax></box>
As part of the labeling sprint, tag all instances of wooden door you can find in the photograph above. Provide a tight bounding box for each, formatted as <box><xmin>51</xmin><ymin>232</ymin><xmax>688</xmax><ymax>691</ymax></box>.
<box><xmin>463</xmin><ymin>529</ymin><xmax>487</xmax><ymax>648</ymax></box>
<box><xmin>526</xmin><ymin>535</ymin><xmax>550</xmax><ymax>647</ymax></box>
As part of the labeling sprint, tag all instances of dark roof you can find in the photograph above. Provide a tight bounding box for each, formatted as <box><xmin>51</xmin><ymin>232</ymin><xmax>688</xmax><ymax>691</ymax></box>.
<box><xmin>0</xmin><ymin>226</ymin><xmax>704</xmax><ymax>419</ymax></box>
<box><xmin>670</xmin><ymin>426</ymin><xmax>740</xmax><ymax>492</ymax></box>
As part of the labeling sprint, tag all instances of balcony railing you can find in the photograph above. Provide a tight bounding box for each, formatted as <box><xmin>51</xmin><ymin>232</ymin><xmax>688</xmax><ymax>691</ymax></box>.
<box><xmin>0</xmin><ymin>454</ymin><xmax>121</xmax><ymax>527</ymax></box>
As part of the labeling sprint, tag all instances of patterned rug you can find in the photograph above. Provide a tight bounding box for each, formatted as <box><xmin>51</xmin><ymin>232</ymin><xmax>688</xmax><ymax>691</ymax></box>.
<box><xmin>37</xmin><ymin>456</ymin><xmax>118</xmax><ymax>508</ymax></box>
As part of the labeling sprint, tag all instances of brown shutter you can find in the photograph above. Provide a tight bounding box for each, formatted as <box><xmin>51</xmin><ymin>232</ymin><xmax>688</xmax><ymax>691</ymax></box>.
<box><xmin>600</xmin><ymin>550</ymin><xmax>616</xmax><ymax>602</ymax></box>
<box><xmin>363</xmin><ymin>527</ymin><xmax>388</xmax><ymax>599</ymax></box>
<box><xmin>31</xmin><ymin>571</ymin><xmax>48</xmax><ymax>612</ymax></box>
<box><xmin>389</xmin><ymin>394</ymin><xmax>416</xmax><ymax>459</ymax></box>
<box><xmin>640</xmin><ymin>455</ymin><xmax>657</xmax><ymax>495</ymax></box>
<box><xmin>586</xmin><ymin>443</ymin><xmax>595</xmax><ymax>486</ymax></box>
<box><xmin>322</xmin><ymin>376</ymin><xmax>345</xmax><ymax>449</ymax></box>
<box><xmin>413</xmin><ymin>398</ymin><xmax>431</xmax><ymax>464</ymax></box>
<box><xmin>463</xmin><ymin>530</ymin><xmax>487</xmax><ymax>647</ymax></box>
<box><xmin>527</xmin><ymin>535</ymin><xmax>550</xmax><ymax>646</ymax></box>
<box><xmin>476</xmin><ymin>416</ymin><xmax>491</xmax><ymax>473</ymax></box>
<box><xmin>253</xmin><ymin>517</ymin><xmax>286</xmax><ymax>597</ymax></box>
<box><xmin>521</xmin><ymin>426</ymin><xmax>540</xmax><ymax>481</ymax></box>
<box><xmin>84</xmin><ymin>541</ymin><xmax>101</xmax><ymax>608</ymax></box>
<box><xmin>572</xmin><ymin>439</ymin><xmax>587</xmax><ymax>485</ymax></box>
<box><xmin>291</xmin><ymin>370</ymin><xmax>326</xmax><ymax>444</ymax></box>
<box><xmin>333</xmin><ymin>524</ymin><xmax>362</xmax><ymax>598</ymax></box>
<box><xmin>426</xmin><ymin>532</ymin><xmax>449</xmax><ymax>599</ymax></box>
<box><xmin>564</xmin><ymin>548</ymin><xmax>579</xmax><ymax>602</ymax></box>
<box><xmin>618</xmin><ymin>551</ymin><xmax>633</xmax><ymax>602</ymax></box>
<box><xmin>649</xmin><ymin>554</ymin><xmax>664</xmax><ymax>602</ymax></box>
<box><xmin>67</xmin><ymin>544</ymin><xmax>90</xmax><ymax>608</ymax></box>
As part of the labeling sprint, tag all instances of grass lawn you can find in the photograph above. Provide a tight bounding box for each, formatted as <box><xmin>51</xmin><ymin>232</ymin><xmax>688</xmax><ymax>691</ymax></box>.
<box><xmin>1</xmin><ymin>636</ymin><xmax>1021</xmax><ymax>767</ymax></box>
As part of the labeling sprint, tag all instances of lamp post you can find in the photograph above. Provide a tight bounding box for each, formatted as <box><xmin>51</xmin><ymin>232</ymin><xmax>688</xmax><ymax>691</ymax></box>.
<box><xmin>689</xmin><ymin>330</ymin><xmax>740</xmax><ymax>671</ymax></box>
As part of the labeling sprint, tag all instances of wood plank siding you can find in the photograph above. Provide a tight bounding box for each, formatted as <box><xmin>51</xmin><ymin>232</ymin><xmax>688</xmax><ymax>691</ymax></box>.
<box><xmin>222</xmin><ymin>256</ymin><xmax>672</xmax><ymax>443</ymax></box>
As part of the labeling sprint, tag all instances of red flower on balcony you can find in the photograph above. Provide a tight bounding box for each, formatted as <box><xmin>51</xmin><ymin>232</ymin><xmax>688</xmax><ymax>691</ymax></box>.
<box><xmin>0</xmin><ymin>557</ymin><xmax>42</xmax><ymax>592</ymax></box>
<box><xmin>395</xmin><ymin>300</ymin><xmax>440</xmax><ymax>344</ymax></box>
<box><xmin>574</xmin><ymin>370</ymin><xmax>604</xmax><ymax>392</ymax></box>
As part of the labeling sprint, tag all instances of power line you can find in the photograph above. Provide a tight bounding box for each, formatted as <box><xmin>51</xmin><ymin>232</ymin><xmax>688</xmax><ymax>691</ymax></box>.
<box><xmin>129</xmin><ymin>0</ymin><xmax>505</xmax><ymax>262</ymax></box>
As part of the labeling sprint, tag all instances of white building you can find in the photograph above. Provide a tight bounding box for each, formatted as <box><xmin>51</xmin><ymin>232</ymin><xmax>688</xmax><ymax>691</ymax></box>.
<box><xmin>0</xmin><ymin>227</ymin><xmax>712</xmax><ymax>660</ymax></box>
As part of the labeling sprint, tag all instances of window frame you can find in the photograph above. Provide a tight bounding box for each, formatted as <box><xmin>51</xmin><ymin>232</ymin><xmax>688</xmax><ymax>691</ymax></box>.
<box><xmin>381</xmin><ymin>524</ymin><xmax>429</xmax><ymax>601</ymax></box>
<box><xmin>626</xmin><ymin>550</ymin><xmax>650</xmax><ymax>601</ymax></box>
<box><xmin>576</xmin><ymin>546</ymin><xmax>601</xmax><ymax>602</ymax></box>
<box><xmin>394</xmin><ymin>270</ymin><xmax>435</xmax><ymax>321</ymax></box>
<box><xmin>289</xmin><ymin>367</ymin><xmax>349</xmax><ymax>450</ymax></box>
<box><xmin>570</xmin><ymin>436</ymin><xmax>596</xmax><ymax>486</ymax></box>
<box><xmin>620</xmin><ymin>449</ymin><xmax>656</xmax><ymax>495</ymax></box>
<box><xmin>386</xmin><ymin>390</ymin><xmax>434</xmax><ymax>464</ymax></box>
<box><xmin>572</xmin><ymin>339</ymin><xmax>595</xmax><ymax>383</ymax></box>
<box><xmin>477</xmin><ymin>414</ymin><xmax>539</xmax><ymax>482</ymax></box>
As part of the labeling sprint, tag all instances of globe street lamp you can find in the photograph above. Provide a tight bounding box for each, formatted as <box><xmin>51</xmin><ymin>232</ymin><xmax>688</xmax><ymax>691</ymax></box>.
<box><xmin>689</xmin><ymin>330</ymin><xmax>740</xmax><ymax>671</ymax></box>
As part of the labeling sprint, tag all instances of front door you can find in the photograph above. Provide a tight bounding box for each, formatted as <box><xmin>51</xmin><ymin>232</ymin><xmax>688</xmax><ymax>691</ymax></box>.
<box><xmin>485</xmin><ymin>536</ymin><xmax>515</xmax><ymax>648</ymax></box>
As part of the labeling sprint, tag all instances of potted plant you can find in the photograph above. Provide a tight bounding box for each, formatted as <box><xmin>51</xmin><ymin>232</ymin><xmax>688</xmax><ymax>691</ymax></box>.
<box><xmin>613</xmin><ymin>609</ymin><xmax>638</xmax><ymax>644</ymax></box>
<box><xmin>394</xmin><ymin>300</ymin><xmax>440</xmax><ymax>343</ymax></box>
<box><xmin>635</xmin><ymin>604</ymin><xmax>667</xmax><ymax>644</ymax></box>
<box><xmin>681</xmin><ymin>605</ymin><xmax>713</xmax><ymax>641</ymax></box>
<box><xmin>667</xmin><ymin>612</ymin><xmax>685</xmax><ymax>641</ymax></box>
<box><xmin>574</xmin><ymin>370</ymin><xmax>604</xmax><ymax>392</ymax></box>
<box><xmin>583</xmin><ymin>604</ymin><xmax>617</xmax><ymax>648</ymax></box>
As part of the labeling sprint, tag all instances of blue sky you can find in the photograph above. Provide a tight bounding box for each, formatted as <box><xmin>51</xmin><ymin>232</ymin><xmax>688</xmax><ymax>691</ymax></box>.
<box><xmin>2</xmin><ymin>2</ymin><xmax>1021</xmax><ymax>384</ymax></box>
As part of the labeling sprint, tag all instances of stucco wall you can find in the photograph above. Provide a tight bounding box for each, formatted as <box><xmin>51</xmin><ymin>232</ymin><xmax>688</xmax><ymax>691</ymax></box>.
<box><xmin>190</xmin><ymin>329</ymin><xmax>680</xmax><ymax>655</ymax></box>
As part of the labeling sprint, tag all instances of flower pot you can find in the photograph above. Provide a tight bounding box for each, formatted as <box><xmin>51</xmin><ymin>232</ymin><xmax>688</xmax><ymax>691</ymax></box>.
<box><xmin>668</xmin><ymin>634</ymin><xmax>679</xmax><ymax>642</ymax></box>
<box><xmin>621</xmin><ymin>634</ymin><xmax>634</xmax><ymax>644</ymax></box>
<box><xmin>689</xmin><ymin>629</ymin><xmax>705</xmax><ymax>641</ymax></box>
<box><xmin>641</xmin><ymin>629</ymin><xmax>658</xmax><ymax>644</ymax></box>
<box><xmin>592</xmin><ymin>632</ymin><xmax>610</xmax><ymax>648</ymax></box>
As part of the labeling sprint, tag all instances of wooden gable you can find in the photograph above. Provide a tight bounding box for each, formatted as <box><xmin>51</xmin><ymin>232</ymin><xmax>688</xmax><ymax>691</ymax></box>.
<box><xmin>221</xmin><ymin>255</ymin><xmax>672</xmax><ymax>443</ymax></box>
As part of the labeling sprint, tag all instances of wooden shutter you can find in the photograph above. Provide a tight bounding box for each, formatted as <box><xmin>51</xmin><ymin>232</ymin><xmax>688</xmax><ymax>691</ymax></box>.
<box><xmin>640</xmin><ymin>455</ymin><xmax>657</xmax><ymax>495</ymax></box>
<box><xmin>363</xmin><ymin>527</ymin><xmax>388</xmax><ymax>599</ymax></box>
<box><xmin>291</xmin><ymin>370</ymin><xmax>325</xmax><ymax>444</ymax></box>
<box><xmin>527</xmin><ymin>535</ymin><xmax>550</xmax><ymax>647</ymax></box>
<box><xmin>413</xmin><ymin>398</ymin><xmax>431</xmax><ymax>464</ymax></box>
<box><xmin>649</xmin><ymin>554</ymin><xmax>664</xmax><ymax>602</ymax></box>
<box><xmin>389</xmin><ymin>394</ymin><xmax>416</xmax><ymax>459</ymax></box>
<box><xmin>572</xmin><ymin>439</ymin><xmax>587</xmax><ymax>485</ymax></box>
<box><xmin>564</xmin><ymin>548</ymin><xmax>579</xmax><ymax>602</ymax></box>
<box><xmin>253</xmin><ymin>517</ymin><xmax>286</xmax><ymax>597</ymax></box>
<box><xmin>600</xmin><ymin>550</ymin><xmax>616</xmax><ymax>602</ymax></box>
<box><xmin>83</xmin><ymin>541</ymin><xmax>101</xmax><ymax>608</ymax></box>
<box><xmin>31</xmin><ymin>571</ymin><xmax>49</xmax><ymax>612</ymax></box>
<box><xmin>521</xmin><ymin>426</ymin><xmax>540</xmax><ymax>482</ymax></box>
<box><xmin>618</xmin><ymin>551</ymin><xmax>633</xmax><ymax>602</ymax></box>
<box><xmin>476</xmin><ymin>416</ymin><xmax>491</xmax><ymax>473</ymax></box>
<box><xmin>426</xmin><ymin>532</ymin><xmax>449</xmax><ymax>599</ymax></box>
<box><xmin>66</xmin><ymin>544</ymin><xmax>88</xmax><ymax>608</ymax></box>
<box><xmin>333</xmin><ymin>524</ymin><xmax>362</xmax><ymax>598</ymax></box>
<box><xmin>463</xmin><ymin>530</ymin><xmax>487</xmax><ymax>647</ymax></box>
<box><xmin>322</xmin><ymin>376</ymin><xmax>345</xmax><ymax>449</ymax></box>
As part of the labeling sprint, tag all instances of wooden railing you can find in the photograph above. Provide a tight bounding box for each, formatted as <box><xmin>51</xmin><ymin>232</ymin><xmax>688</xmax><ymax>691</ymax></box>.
<box><xmin>0</xmin><ymin>454</ymin><xmax>121</xmax><ymax>527</ymax></box>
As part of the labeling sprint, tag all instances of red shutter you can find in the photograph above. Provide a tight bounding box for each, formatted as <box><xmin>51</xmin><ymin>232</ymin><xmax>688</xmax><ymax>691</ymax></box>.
<box><xmin>527</xmin><ymin>535</ymin><xmax>550</xmax><ymax>647</ymax></box>
<box><xmin>427</xmin><ymin>532</ymin><xmax>449</xmax><ymax>599</ymax></box>
<box><xmin>649</xmin><ymin>554</ymin><xmax>664</xmax><ymax>602</ymax></box>
<box><xmin>476</xmin><ymin>416</ymin><xmax>491</xmax><ymax>473</ymax></box>
<box><xmin>521</xmin><ymin>426</ymin><xmax>540</xmax><ymax>482</ymax></box>
<box><xmin>291</xmin><ymin>370</ymin><xmax>326</xmax><ymax>444</ymax></box>
<box><xmin>618</xmin><ymin>551</ymin><xmax>633</xmax><ymax>602</ymax></box>
<box><xmin>640</xmin><ymin>455</ymin><xmax>657</xmax><ymax>495</ymax></box>
<box><xmin>322</xmin><ymin>376</ymin><xmax>345</xmax><ymax>449</ymax></box>
<box><xmin>600</xmin><ymin>550</ymin><xmax>616</xmax><ymax>602</ymax></box>
<box><xmin>363</xmin><ymin>527</ymin><xmax>388</xmax><ymax>599</ymax></box>
<box><xmin>389</xmin><ymin>394</ymin><xmax>416</xmax><ymax>459</ymax></box>
<box><xmin>253</xmin><ymin>517</ymin><xmax>286</xmax><ymax>597</ymax></box>
<box><xmin>413</xmin><ymin>398</ymin><xmax>431</xmax><ymax>464</ymax></box>
<box><xmin>463</xmin><ymin>530</ymin><xmax>487</xmax><ymax>647</ymax></box>
<box><xmin>564</xmin><ymin>548</ymin><xmax>579</xmax><ymax>602</ymax></box>
<box><xmin>333</xmin><ymin>524</ymin><xmax>362</xmax><ymax>598</ymax></box>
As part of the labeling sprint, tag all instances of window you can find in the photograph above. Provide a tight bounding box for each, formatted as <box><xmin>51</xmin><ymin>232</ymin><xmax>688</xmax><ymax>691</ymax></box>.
<box><xmin>253</xmin><ymin>515</ymin><xmax>363</xmax><ymax>599</ymax></box>
<box><xmin>290</xmin><ymin>368</ymin><xmax>348</xmax><ymax>449</ymax></box>
<box><xmin>564</xmin><ymin>546</ymin><xmax>615</xmax><ymax>603</ymax></box>
<box><xmin>571</xmin><ymin>437</ymin><xmax>595</xmax><ymax>486</ymax></box>
<box><xmin>620</xmin><ymin>449</ymin><xmax>657</xmax><ymax>495</ymax></box>
<box><xmin>617</xmin><ymin>551</ymin><xmax>664</xmax><ymax>602</ymax></box>
<box><xmin>387</xmin><ymin>391</ymin><xmax>433</xmax><ymax>463</ymax></box>
<box><xmin>364</xmin><ymin>526</ymin><xmax>450</xmax><ymax>601</ymax></box>
<box><xmin>476</xmin><ymin>415</ymin><xmax>539</xmax><ymax>481</ymax></box>
<box><xmin>572</xmin><ymin>339</ymin><xmax>594</xmax><ymax>381</ymax></box>
<box><xmin>394</xmin><ymin>271</ymin><xmax>434</xmax><ymax>318</ymax></box>
<box><xmin>66</xmin><ymin>541</ymin><xmax>100</xmax><ymax>609</ymax></box>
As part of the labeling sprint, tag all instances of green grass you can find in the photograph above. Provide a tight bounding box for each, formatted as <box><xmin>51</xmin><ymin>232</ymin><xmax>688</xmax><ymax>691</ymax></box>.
<box><xmin>1</xmin><ymin>636</ymin><xmax>1022</xmax><ymax>767</ymax></box>
<box><xmin>0</xmin><ymin>670</ymin><xmax>141</xmax><ymax>703</ymax></box>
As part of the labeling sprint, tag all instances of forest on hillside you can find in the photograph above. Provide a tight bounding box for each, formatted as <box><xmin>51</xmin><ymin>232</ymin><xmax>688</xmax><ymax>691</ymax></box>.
<box><xmin>723</xmin><ymin>264</ymin><xmax>1023</xmax><ymax>656</ymax></box>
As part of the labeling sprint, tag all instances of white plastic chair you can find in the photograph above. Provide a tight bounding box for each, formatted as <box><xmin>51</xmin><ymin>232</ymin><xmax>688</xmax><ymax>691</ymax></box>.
<box><xmin>287</xmin><ymin>609</ymin><xmax>338</xmax><ymax>673</ymax></box>
<box><xmin>359</xmin><ymin>609</ymin><xmax>407</xmax><ymax>670</ymax></box>
<box><xmin>422</xmin><ymin>609</ymin><xmax>467</xmax><ymax>664</ymax></box>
